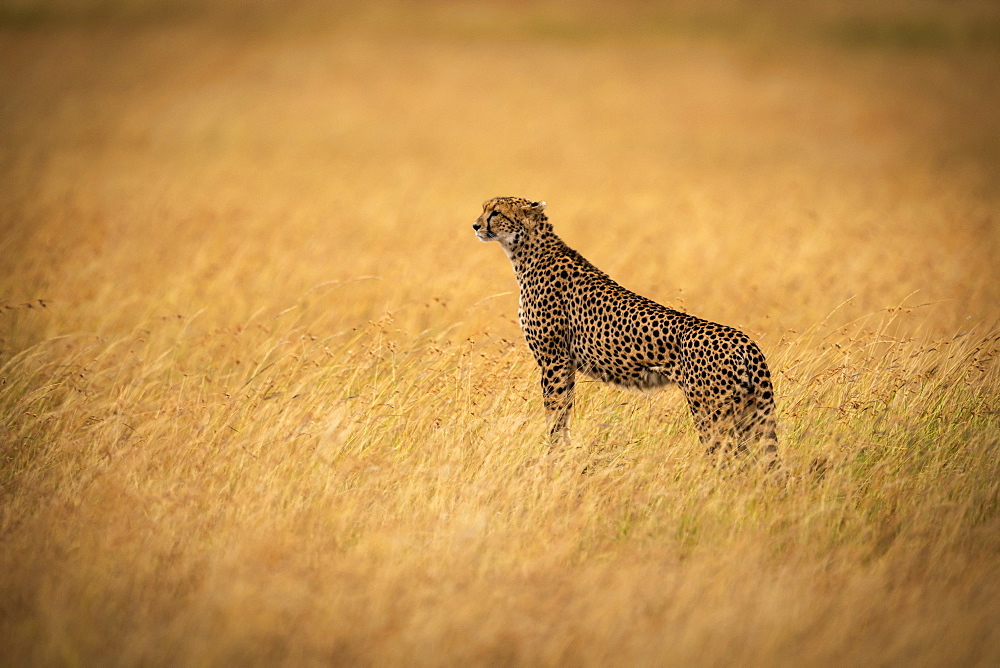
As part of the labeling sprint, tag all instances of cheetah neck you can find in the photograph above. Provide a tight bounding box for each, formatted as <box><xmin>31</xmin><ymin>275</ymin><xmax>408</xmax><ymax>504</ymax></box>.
<box><xmin>507</xmin><ymin>231</ymin><xmax>608</xmax><ymax>286</ymax></box>
<box><xmin>508</xmin><ymin>232</ymin><xmax>562</xmax><ymax>274</ymax></box>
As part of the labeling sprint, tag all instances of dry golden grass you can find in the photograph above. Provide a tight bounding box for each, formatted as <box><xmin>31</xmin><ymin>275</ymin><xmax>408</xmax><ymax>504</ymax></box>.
<box><xmin>2</xmin><ymin>1</ymin><xmax>999</xmax><ymax>665</ymax></box>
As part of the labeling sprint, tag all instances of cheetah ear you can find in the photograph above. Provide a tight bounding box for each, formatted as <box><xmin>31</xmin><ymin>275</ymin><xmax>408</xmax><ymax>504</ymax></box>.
<box><xmin>521</xmin><ymin>200</ymin><xmax>547</xmax><ymax>230</ymax></box>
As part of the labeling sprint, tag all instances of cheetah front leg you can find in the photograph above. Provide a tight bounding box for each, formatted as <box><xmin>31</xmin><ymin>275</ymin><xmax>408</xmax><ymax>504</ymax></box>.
<box><xmin>537</xmin><ymin>357</ymin><xmax>576</xmax><ymax>443</ymax></box>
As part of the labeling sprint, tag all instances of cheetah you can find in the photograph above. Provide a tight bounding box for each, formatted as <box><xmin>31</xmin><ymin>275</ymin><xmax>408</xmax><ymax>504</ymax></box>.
<box><xmin>473</xmin><ymin>196</ymin><xmax>779</xmax><ymax>470</ymax></box>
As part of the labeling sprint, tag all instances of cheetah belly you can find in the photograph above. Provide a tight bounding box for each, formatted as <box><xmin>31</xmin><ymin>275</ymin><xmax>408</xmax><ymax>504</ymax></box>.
<box><xmin>570</xmin><ymin>334</ymin><xmax>679</xmax><ymax>390</ymax></box>
<box><xmin>563</xmin><ymin>285</ymin><xmax>688</xmax><ymax>390</ymax></box>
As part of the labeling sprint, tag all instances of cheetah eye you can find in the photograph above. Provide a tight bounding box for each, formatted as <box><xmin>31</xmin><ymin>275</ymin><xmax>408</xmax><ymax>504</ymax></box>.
<box><xmin>487</xmin><ymin>210</ymin><xmax>500</xmax><ymax>221</ymax></box>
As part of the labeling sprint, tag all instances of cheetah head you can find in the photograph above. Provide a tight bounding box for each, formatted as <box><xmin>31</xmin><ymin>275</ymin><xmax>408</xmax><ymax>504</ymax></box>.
<box><xmin>473</xmin><ymin>197</ymin><xmax>547</xmax><ymax>252</ymax></box>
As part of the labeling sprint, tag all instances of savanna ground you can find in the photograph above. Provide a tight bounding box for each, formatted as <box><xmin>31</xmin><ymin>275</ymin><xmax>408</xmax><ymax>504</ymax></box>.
<box><xmin>1</xmin><ymin>0</ymin><xmax>999</xmax><ymax>664</ymax></box>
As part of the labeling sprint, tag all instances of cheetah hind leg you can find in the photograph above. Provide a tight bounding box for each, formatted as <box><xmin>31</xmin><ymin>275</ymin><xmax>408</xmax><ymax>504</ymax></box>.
<box><xmin>734</xmin><ymin>394</ymin><xmax>781</xmax><ymax>475</ymax></box>
<box><xmin>546</xmin><ymin>413</ymin><xmax>571</xmax><ymax>444</ymax></box>
<box><xmin>688</xmin><ymin>403</ymin><xmax>743</xmax><ymax>469</ymax></box>
<box><xmin>690</xmin><ymin>397</ymin><xmax>780</xmax><ymax>475</ymax></box>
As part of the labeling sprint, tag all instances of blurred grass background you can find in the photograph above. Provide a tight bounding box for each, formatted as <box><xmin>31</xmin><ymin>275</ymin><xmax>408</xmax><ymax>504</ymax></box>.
<box><xmin>1</xmin><ymin>0</ymin><xmax>998</xmax><ymax>664</ymax></box>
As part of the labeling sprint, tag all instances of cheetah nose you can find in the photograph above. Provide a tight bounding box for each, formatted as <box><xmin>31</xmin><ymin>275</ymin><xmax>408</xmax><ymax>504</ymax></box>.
<box><xmin>472</xmin><ymin>223</ymin><xmax>481</xmax><ymax>231</ymax></box>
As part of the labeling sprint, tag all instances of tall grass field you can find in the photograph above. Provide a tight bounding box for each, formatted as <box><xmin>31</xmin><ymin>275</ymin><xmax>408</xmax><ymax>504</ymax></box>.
<box><xmin>1</xmin><ymin>1</ymin><xmax>998</xmax><ymax>664</ymax></box>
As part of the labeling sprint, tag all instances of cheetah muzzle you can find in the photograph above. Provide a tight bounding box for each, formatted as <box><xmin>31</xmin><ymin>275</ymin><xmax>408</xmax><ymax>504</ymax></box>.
<box><xmin>473</xmin><ymin>196</ymin><xmax>780</xmax><ymax>472</ymax></box>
